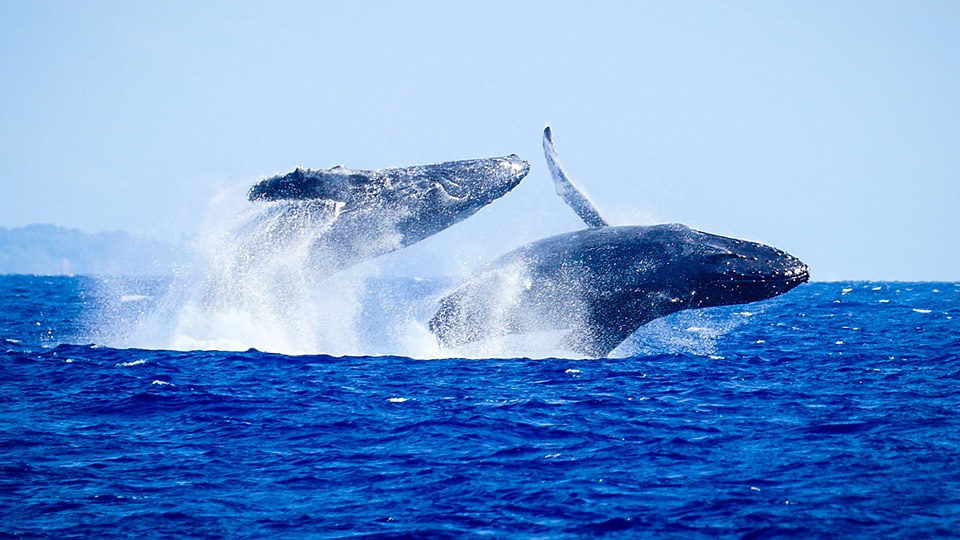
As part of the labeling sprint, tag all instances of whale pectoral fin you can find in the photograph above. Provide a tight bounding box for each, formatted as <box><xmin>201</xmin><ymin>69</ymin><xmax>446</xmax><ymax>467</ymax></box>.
<box><xmin>558</xmin><ymin>303</ymin><xmax>654</xmax><ymax>357</ymax></box>
<box><xmin>542</xmin><ymin>126</ymin><xmax>609</xmax><ymax>229</ymax></box>
<box><xmin>559</xmin><ymin>322</ymin><xmax>637</xmax><ymax>358</ymax></box>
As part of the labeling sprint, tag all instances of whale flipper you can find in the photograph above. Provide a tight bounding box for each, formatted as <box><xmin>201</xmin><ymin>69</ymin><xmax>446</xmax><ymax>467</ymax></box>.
<box><xmin>560</xmin><ymin>305</ymin><xmax>655</xmax><ymax>357</ymax></box>
<box><xmin>542</xmin><ymin>126</ymin><xmax>608</xmax><ymax>228</ymax></box>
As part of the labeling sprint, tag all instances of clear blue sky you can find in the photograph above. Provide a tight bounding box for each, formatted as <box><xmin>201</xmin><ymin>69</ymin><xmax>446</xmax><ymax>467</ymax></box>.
<box><xmin>2</xmin><ymin>1</ymin><xmax>958</xmax><ymax>281</ymax></box>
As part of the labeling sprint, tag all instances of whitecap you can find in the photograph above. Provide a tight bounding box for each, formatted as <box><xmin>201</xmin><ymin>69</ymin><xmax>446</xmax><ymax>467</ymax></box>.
<box><xmin>912</xmin><ymin>309</ymin><xmax>932</xmax><ymax>314</ymax></box>
<box><xmin>117</xmin><ymin>359</ymin><xmax>148</xmax><ymax>367</ymax></box>
<box><xmin>387</xmin><ymin>397</ymin><xmax>408</xmax><ymax>403</ymax></box>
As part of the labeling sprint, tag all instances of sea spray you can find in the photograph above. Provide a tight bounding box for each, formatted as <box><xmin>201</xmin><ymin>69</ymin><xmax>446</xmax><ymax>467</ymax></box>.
<box><xmin>101</xmin><ymin>185</ymin><xmax>747</xmax><ymax>359</ymax></box>
<box><xmin>108</xmin><ymin>184</ymin><xmax>452</xmax><ymax>356</ymax></box>
<box><xmin>112</xmin><ymin>186</ymin><xmax>341</xmax><ymax>354</ymax></box>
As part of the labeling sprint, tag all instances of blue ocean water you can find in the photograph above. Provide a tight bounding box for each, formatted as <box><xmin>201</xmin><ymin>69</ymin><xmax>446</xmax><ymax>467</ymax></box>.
<box><xmin>2</xmin><ymin>275</ymin><xmax>959</xmax><ymax>538</ymax></box>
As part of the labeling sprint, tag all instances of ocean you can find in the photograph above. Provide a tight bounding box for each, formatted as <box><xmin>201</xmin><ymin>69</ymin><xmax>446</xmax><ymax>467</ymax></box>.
<box><xmin>2</xmin><ymin>275</ymin><xmax>959</xmax><ymax>538</ymax></box>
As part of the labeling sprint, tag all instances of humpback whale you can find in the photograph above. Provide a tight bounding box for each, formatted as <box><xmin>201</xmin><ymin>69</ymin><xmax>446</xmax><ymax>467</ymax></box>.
<box><xmin>428</xmin><ymin>128</ymin><xmax>808</xmax><ymax>357</ymax></box>
<box><xmin>247</xmin><ymin>155</ymin><xmax>530</xmax><ymax>273</ymax></box>
<box><xmin>429</xmin><ymin>224</ymin><xmax>809</xmax><ymax>356</ymax></box>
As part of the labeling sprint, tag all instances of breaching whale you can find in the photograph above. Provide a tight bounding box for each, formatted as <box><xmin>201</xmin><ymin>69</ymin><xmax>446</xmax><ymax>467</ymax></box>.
<box><xmin>247</xmin><ymin>155</ymin><xmax>530</xmax><ymax>273</ymax></box>
<box><xmin>428</xmin><ymin>128</ymin><xmax>808</xmax><ymax>357</ymax></box>
<box><xmin>429</xmin><ymin>224</ymin><xmax>809</xmax><ymax>356</ymax></box>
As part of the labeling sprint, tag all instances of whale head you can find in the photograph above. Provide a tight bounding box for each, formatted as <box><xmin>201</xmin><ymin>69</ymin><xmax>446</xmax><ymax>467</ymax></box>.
<box><xmin>661</xmin><ymin>225</ymin><xmax>810</xmax><ymax>309</ymax></box>
<box><xmin>385</xmin><ymin>154</ymin><xmax>530</xmax><ymax>243</ymax></box>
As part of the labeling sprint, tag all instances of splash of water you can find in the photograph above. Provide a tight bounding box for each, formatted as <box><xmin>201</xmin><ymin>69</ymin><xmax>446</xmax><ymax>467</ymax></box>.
<box><xmin>113</xmin><ymin>183</ymin><xmax>556</xmax><ymax>358</ymax></box>
<box><xmin>104</xmin><ymin>184</ymin><xmax>735</xmax><ymax>359</ymax></box>
<box><xmin>115</xmin><ymin>185</ymin><xmax>412</xmax><ymax>356</ymax></box>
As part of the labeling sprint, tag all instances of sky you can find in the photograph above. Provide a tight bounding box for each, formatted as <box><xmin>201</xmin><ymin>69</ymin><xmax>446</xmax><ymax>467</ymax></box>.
<box><xmin>1</xmin><ymin>1</ymin><xmax>958</xmax><ymax>281</ymax></box>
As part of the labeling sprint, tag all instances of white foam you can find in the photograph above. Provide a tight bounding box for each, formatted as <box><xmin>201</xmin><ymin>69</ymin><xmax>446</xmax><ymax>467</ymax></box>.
<box><xmin>685</xmin><ymin>326</ymin><xmax>714</xmax><ymax>334</ymax></box>
<box><xmin>117</xmin><ymin>359</ymin><xmax>147</xmax><ymax>367</ymax></box>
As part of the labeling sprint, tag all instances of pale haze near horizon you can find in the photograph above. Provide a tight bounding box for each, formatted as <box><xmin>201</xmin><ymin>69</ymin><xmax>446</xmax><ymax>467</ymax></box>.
<box><xmin>1</xmin><ymin>1</ymin><xmax>958</xmax><ymax>281</ymax></box>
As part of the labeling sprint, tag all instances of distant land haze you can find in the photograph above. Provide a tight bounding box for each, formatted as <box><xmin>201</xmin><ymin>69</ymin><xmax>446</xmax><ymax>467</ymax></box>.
<box><xmin>0</xmin><ymin>224</ymin><xmax>181</xmax><ymax>276</ymax></box>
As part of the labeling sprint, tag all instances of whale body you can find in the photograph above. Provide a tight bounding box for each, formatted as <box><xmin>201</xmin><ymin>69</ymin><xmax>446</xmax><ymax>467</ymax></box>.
<box><xmin>428</xmin><ymin>128</ymin><xmax>808</xmax><ymax>357</ymax></box>
<box><xmin>429</xmin><ymin>224</ymin><xmax>809</xmax><ymax>357</ymax></box>
<box><xmin>246</xmin><ymin>155</ymin><xmax>530</xmax><ymax>273</ymax></box>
